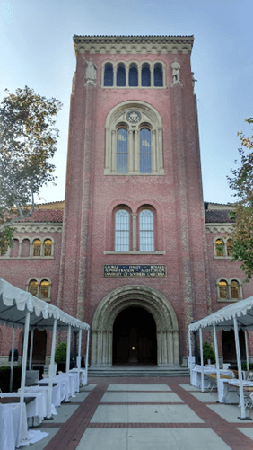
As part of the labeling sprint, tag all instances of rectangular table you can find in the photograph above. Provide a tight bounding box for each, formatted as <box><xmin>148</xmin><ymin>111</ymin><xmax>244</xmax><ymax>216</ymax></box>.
<box><xmin>0</xmin><ymin>402</ymin><xmax>28</xmax><ymax>450</ymax></box>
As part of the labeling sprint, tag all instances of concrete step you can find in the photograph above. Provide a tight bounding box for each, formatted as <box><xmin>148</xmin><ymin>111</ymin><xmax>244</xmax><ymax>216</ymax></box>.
<box><xmin>88</xmin><ymin>366</ymin><xmax>189</xmax><ymax>377</ymax></box>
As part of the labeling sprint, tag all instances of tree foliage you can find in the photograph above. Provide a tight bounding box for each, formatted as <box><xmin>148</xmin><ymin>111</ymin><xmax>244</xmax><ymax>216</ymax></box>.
<box><xmin>0</xmin><ymin>86</ymin><xmax>62</xmax><ymax>254</ymax></box>
<box><xmin>228</xmin><ymin>118</ymin><xmax>253</xmax><ymax>280</ymax></box>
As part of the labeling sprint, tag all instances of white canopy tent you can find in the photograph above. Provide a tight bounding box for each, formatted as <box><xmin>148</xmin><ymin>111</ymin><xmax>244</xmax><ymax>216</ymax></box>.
<box><xmin>0</xmin><ymin>278</ymin><xmax>90</xmax><ymax>447</ymax></box>
<box><xmin>188</xmin><ymin>296</ymin><xmax>253</xmax><ymax>419</ymax></box>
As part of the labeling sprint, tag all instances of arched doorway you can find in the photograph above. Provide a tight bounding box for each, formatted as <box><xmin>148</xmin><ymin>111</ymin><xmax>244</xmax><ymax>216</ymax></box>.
<box><xmin>92</xmin><ymin>285</ymin><xmax>179</xmax><ymax>366</ymax></box>
<box><xmin>113</xmin><ymin>306</ymin><xmax>157</xmax><ymax>365</ymax></box>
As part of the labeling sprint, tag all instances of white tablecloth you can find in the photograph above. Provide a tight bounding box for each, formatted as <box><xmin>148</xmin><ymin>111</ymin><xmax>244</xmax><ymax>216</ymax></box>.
<box><xmin>216</xmin><ymin>378</ymin><xmax>240</xmax><ymax>403</ymax></box>
<box><xmin>1</xmin><ymin>391</ymin><xmax>48</xmax><ymax>424</ymax></box>
<box><xmin>39</xmin><ymin>374</ymin><xmax>68</xmax><ymax>402</ymax></box>
<box><xmin>70</xmin><ymin>368</ymin><xmax>87</xmax><ymax>386</ymax></box>
<box><xmin>0</xmin><ymin>402</ymin><xmax>28</xmax><ymax>450</ymax></box>
<box><xmin>191</xmin><ymin>365</ymin><xmax>234</xmax><ymax>388</ymax></box>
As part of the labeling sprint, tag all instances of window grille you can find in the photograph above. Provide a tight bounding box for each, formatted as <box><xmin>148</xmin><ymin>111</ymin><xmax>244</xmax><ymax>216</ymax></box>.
<box><xmin>117</xmin><ymin>128</ymin><xmax>128</xmax><ymax>173</ymax></box>
<box><xmin>104</xmin><ymin>63</ymin><xmax>113</xmax><ymax>86</ymax></box>
<box><xmin>154</xmin><ymin>63</ymin><xmax>163</xmax><ymax>86</ymax></box>
<box><xmin>142</xmin><ymin>64</ymin><xmax>151</xmax><ymax>86</ymax></box>
<box><xmin>44</xmin><ymin>240</ymin><xmax>52</xmax><ymax>256</ymax></box>
<box><xmin>117</xmin><ymin>64</ymin><xmax>126</xmax><ymax>86</ymax></box>
<box><xmin>140</xmin><ymin>128</ymin><xmax>152</xmax><ymax>173</ymax></box>
<box><xmin>33</xmin><ymin>239</ymin><xmax>41</xmax><ymax>257</ymax></box>
<box><xmin>29</xmin><ymin>279</ymin><xmax>39</xmax><ymax>296</ymax></box>
<box><xmin>40</xmin><ymin>280</ymin><xmax>49</xmax><ymax>298</ymax></box>
<box><xmin>115</xmin><ymin>210</ymin><xmax>129</xmax><ymax>251</ymax></box>
<box><xmin>139</xmin><ymin>210</ymin><xmax>154</xmax><ymax>251</ymax></box>
<box><xmin>231</xmin><ymin>280</ymin><xmax>239</xmax><ymax>299</ymax></box>
<box><xmin>219</xmin><ymin>280</ymin><xmax>228</xmax><ymax>299</ymax></box>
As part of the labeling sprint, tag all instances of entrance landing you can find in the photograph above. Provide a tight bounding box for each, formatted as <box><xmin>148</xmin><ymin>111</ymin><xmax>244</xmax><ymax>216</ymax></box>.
<box><xmin>28</xmin><ymin>377</ymin><xmax>253</xmax><ymax>450</ymax></box>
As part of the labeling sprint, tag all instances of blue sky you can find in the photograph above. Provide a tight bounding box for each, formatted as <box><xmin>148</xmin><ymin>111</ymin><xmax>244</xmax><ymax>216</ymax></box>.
<box><xmin>0</xmin><ymin>0</ymin><xmax>252</xmax><ymax>204</ymax></box>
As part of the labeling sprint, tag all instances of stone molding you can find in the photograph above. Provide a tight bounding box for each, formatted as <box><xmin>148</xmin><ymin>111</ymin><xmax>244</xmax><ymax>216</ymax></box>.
<box><xmin>12</xmin><ymin>223</ymin><xmax>63</xmax><ymax>234</ymax></box>
<box><xmin>74</xmin><ymin>35</ymin><xmax>194</xmax><ymax>55</ymax></box>
<box><xmin>91</xmin><ymin>285</ymin><xmax>179</xmax><ymax>366</ymax></box>
<box><xmin>205</xmin><ymin>223</ymin><xmax>233</xmax><ymax>233</ymax></box>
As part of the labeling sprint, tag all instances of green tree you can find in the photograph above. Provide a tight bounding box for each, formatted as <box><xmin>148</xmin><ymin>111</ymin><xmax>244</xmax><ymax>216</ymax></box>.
<box><xmin>0</xmin><ymin>86</ymin><xmax>62</xmax><ymax>254</ymax></box>
<box><xmin>228</xmin><ymin>118</ymin><xmax>253</xmax><ymax>280</ymax></box>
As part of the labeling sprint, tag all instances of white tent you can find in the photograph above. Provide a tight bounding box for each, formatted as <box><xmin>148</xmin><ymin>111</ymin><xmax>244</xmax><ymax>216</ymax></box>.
<box><xmin>0</xmin><ymin>278</ymin><xmax>90</xmax><ymax>447</ymax></box>
<box><xmin>188</xmin><ymin>296</ymin><xmax>253</xmax><ymax>419</ymax></box>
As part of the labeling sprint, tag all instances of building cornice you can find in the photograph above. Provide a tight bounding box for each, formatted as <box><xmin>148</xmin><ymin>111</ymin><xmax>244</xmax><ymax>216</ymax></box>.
<box><xmin>205</xmin><ymin>223</ymin><xmax>233</xmax><ymax>233</ymax></box>
<box><xmin>13</xmin><ymin>222</ymin><xmax>63</xmax><ymax>234</ymax></box>
<box><xmin>74</xmin><ymin>35</ymin><xmax>194</xmax><ymax>55</ymax></box>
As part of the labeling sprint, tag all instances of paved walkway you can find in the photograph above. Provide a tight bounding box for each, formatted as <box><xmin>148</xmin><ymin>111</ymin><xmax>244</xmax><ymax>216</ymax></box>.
<box><xmin>25</xmin><ymin>376</ymin><xmax>253</xmax><ymax>450</ymax></box>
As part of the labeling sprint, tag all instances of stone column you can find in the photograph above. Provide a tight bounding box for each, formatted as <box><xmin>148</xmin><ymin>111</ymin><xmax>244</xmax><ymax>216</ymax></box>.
<box><xmin>111</xmin><ymin>130</ymin><xmax>117</xmax><ymax>173</ymax></box>
<box><xmin>134</xmin><ymin>129</ymin><xmax>140</xmax><ymax>172</ymax></box>
<box><xmin>152</xmin><ymin>130</ymin><xmax>157</xmax><ymax>172</ymax></box>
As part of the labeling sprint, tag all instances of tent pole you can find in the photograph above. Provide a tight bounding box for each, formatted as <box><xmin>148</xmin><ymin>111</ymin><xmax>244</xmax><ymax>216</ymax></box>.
<box><xmin>77</xmin><ymin>329</ymin><xmax>82</xmax><ymax>392</ymax></box>
<box><xmin>84</xmin><ymin>328</ymin><xmax>90</xmax><ymax>386</ymax></box>
<box><xmin>29</xmin><ymin>329</ymin><xmax>34</xmax><ymax>370</ymax></box>
<box><xmin>188</xmin><ymin>327</ymin><xmax>193</xmax><ymax>385</ymax></box>
<box><xmin>9</xmin><ymin>327</ymin><xmax>15</xmax><ymax>392</ymax></box>
<box><xmin>245</xmin><ymin>330</ymin><xmax>249</xmax><ymax>371</ymax></box>
<box><xmin>17</xmin><ymin>310</ymin><xmax>30</xmax><ymax>448</ymax></box>
<box><xmin>213</xmin><ymin>324</ymin><xmax>221</xmax><ymax>401</ymax></box>
<box><xmin>65</xmin><ymin>324</ymin><xmax>71</xmax><ymax>401</ymax></box>
<box><xmin>199</xmin><ymin>327</ymin><xmax>205</xmax><ymax>392</ymax></box>
<box><xmin>233</xmin><ymin>316</ymin><xmax>246</xmax><ymax>419</ymax></box>
<box><xmin>46</xmin><ymin>319</ymin><xmax>57</xmax><ymax>419</ymax></box>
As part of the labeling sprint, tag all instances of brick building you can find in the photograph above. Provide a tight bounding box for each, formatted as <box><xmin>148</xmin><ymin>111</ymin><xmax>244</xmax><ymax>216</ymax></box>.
<box><xmin>1</xmin><ymin>35</ymin><xmax>252</xmax><ymax>367</ymax></box>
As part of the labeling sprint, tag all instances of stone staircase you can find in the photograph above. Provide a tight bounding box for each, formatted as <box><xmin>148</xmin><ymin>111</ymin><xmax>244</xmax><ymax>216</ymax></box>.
<box><xmin>88</xmin><ymin>365</ymin><xmax>189</xmax><ymax>377</ymax></box>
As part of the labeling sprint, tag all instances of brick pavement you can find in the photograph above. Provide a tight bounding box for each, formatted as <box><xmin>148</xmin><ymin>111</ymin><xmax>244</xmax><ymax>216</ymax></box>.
<box><xmin>34</xmin><ymin>376</ymin><xmax>253</xmax><ymax>450</ymax></box>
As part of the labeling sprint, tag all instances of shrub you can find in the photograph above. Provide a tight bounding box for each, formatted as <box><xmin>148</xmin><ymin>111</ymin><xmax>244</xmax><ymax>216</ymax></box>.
<box><xmin>0</xmin><ymin>366</ymin><xmax>22</xmax><ymax>392</ymax></box>
<box><xmin>55</xmin><ymin>342</ymin><xmax>67</xmax><ymax>363</ymax></box>
<box><xmin>203</xmin><ymin>341</ymin><xmax>215</xmax><ymax>364</ymax></box>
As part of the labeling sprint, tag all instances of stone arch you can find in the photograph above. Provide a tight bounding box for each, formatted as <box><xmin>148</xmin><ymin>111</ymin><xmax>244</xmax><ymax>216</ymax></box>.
<box><xmin>91</xmin><ymin>285</ymin><xmax>179</xmax><ymax>366</ymax></box>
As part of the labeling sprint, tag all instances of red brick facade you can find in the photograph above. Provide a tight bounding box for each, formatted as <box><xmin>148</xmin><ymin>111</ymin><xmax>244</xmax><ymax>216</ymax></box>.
<box><xmin>1</xmin><ymin>36</ymin><xmax>252</xmax><ymax>366</ymax></box>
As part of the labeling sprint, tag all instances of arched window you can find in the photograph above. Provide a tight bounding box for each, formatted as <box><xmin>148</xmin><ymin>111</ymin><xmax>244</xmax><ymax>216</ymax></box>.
<box><xmin>117</xmin><ymin>64</ymin><xmax>126</xmax><ymax>86</ymax></box>
<box><xmin>117</xmin><ymin>127</ymin><xmax>128</xmax><ymax>173</ymax></box>
<box><xmin>219</xmin><ymin>280</ymin><xmax>228</xmax><ymax>299</ymax></box>
<box><xmin>226</xmin><ymin>238</ymin><xmax>233</xmax><ymax>257</ymax></box>
<box><xmin>142</xmin><ymin>64</ymin><xmax>151</xmax><ymax>86</ymax></box>
<box><xmin>154</xmin><ymin>63</ymin><xmax>163</xmax><ymax>86</ymax></box>
<box><xmin>215</xmin><ymin>239</ymin><xmax>224</xmax><ymax>257</ymax></box>
<box><xmin>140</xmin><ymin>128</ymin><xmax>152</xmax><ymax>173</ymax></box>
<box><xmin>115</xmin><ymin>209</ymin><xmax>129</xmax><ymax>251</ymax></box>
<box><xmin>231</xmin><ymin>280</ymin><xmax>239</xmax><ymax>299</ymax></box>
<box><xmin>33</xmin><ymin>239</ymin><xmax>41</xmax><ymax>257</ymax></box>
<box><xmin>29</xmin><ymin>279</ymin><xmax>39</xmax><ymax>297</ymax></box>
<box><xmin>129</xmin><ymin>65</ymin><xmax>138</xmax><ymax>87</ymax></box>
<box><xmin>139</xmin><ymin>210</ymin><xmax>154</xmax><ymax>251</ymax></box>
<box><xmin>40</xmin><ymin>279</ymin><xmax>49</xmax><ymax>298</ymax></box>
<box><xmin>104</xmin><ymin>63</ymin><xmax>113</xmax><ymax>86</ymax></box>
<box><xmin>44</xmin><ymin>239</ymin><xmax>52</xmax><ymax>256</ymax></box>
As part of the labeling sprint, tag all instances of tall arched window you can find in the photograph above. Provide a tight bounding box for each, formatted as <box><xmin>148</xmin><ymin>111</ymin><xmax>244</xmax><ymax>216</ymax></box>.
<box><xmin>115</xmin><ymin>209</ymin><xmax>129</xmax><ymax>251</ymax></box>
<box><xmin>117</xmin><ymin>64</ymin><xmax>126</xmax><ymax>86</ymax></box>
<box><xmin>33</xmin><ymin>239</ymin><xmax>41</xmax><ymax>257</ymax></box>
<box><xmin>139</xmin><ymin>210</ymin><xmax>154</xmax><ymax>251</ymax></box>
<box><xmin>154</xmin><ymin>63</ymin><xmax>163</xmax><ymax>86</ymax></box>
<box><xmin>142</xmin><ymin>64</ymin><xmax>151</xmax><ymax>86</ymax></box>
<box><xmin>29</xmin><ymin>279</ymin><xmax>39</xmax><ymax>296</ymax></box>
<box><xmin>231</xmin><ymin>280</ymin><xmax>239</xmax><ymax>299</ymax></box>
<box><xmin>104</xmin><ymin>63</ymin><xmax>113</xmax><ymax>86</ymax></box>
<box><xmin>44</xmin><ymin>239</ymin><xmax>52</xmax><ymax>256</ymax></box>
<box><xmin>226</xmin><ymin>239</ymin><xmax>233</xmax><ymax>257</ymax></box>
<box><xmin>215</xmin><ymin>239</ymin><xmax>224</xmax><ymax>257</ymax></box>
<box><xmin>219</xmin><ymin>280</ymin><xmax>228</xmax><ymax>299</ymax></box>
<box><xmin>40</xmin><ymin>279</ymin><xmax>49</xmax><ymax>298</ymax></box>
<box><xmin>140</xmin><ymin>128</ymin><xmax>152</xmax><ymax>173</ymax></box>
<box><xmin>117</xmin><ymin>128</ymin><xmax>128</xmax><ymax>173</ymax></box>
<box><xmin>129</xmin><ymin>65</ymin><xmax>138</xmax><ymax>86</ymax></box>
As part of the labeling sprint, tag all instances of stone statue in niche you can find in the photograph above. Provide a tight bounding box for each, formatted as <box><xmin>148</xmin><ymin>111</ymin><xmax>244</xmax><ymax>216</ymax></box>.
<box><xmin>171</xmin><ymin>59</ymin><xmax>180</xmax><ymax>84</ymax></box>
<box><xmin>83</xmin><ymin>57</ymin><xmax>97</xmax><ymax>85</ymax></box>
<box><xmin>191</xmin><ymin>72</ymin><xmax>197</xmax><ymax>92</ymax></box>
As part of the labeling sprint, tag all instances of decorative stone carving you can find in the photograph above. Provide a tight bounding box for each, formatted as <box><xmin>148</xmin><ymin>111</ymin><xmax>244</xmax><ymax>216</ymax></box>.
<box><xmin>205</xmin><ymin>223</ymin><xmax>233</xmax><ymax>233</ymax></box>
<box><xmin>83</xmin><ymin>57</ymin><xmax>97</xmax><ymax>85</ymax></box>
<box><xmin>171</xmin><ymin>59</ymin><xmax>180</xmax><ymax>84</ymax></box>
